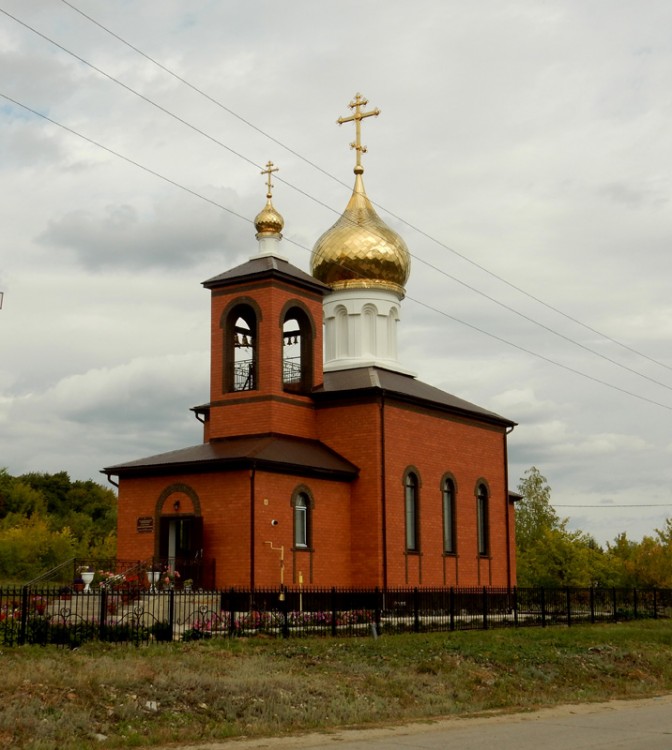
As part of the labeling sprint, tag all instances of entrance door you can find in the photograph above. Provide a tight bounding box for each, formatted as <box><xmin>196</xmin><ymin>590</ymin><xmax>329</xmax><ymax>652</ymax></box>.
<box><xmin>158</xmin><ymin>516</ymin><xmax>204</xmax><ymax>583</ymax></box>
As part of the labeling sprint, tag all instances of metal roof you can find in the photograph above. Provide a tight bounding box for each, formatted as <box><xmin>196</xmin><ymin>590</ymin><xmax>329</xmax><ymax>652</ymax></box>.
<box><xmin>315</xmin><ymin>367</ymin><xmax>516</xmax><ymax>428</ymax></box>
<box><xmin>203</xmin><ymin>256</ymin><xmax>328</xmax><ymax>294</ymax></box>
<box><xmin>103</xmin><ymin>433</ymin><xmax>359</xmax><ymax>480</ymax></box>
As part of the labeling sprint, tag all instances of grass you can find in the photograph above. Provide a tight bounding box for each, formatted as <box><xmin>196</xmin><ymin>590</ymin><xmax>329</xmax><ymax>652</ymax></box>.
<box><xmin>2</xmin><ymin>620</ymin><xmax>672</xmax><ymax>749</ymax></box>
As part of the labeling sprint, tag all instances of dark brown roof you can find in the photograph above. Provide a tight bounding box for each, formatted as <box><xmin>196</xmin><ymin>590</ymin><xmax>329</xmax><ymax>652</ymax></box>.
<box><xmin>203</xmin><ymin>256</ymin><xmax>328</xmax><ymax>295</ymax></box>
<box><xmin>315</xmin><ymin>367</ymin><xmax>516</xmax><ymax>428</ymax></box>
<box><xmin>103</xmin><ymin>433</ymin><xmax>358</xmax><ymax>481</ymax></box>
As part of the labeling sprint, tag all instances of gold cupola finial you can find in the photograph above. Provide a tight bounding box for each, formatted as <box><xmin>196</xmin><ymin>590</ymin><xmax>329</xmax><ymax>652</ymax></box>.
<box><xmin>311</xmin><ymin>95</ymin><xmax>410</xmax><ymax>295</ymax></box>
<box><xmin>262</xmin><ymin>160</ymin><xmax>278</xmax><ymax>200</ymax></box>
<box><xmin>254</xmin><ymin>161</ymin><xmax>284</xmax><ymax>238</ymax></box>
<box><xmin>337</xmin><ymin>92</ymin><xmax>380</xmax><ymax>175</ymax></box>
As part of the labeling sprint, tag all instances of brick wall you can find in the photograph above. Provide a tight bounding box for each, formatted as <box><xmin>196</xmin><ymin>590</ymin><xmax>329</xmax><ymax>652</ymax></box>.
<box><xmin>115</xmin><ymin>266</ymin><xmax>516</xmax><ymax>590</ymax></box>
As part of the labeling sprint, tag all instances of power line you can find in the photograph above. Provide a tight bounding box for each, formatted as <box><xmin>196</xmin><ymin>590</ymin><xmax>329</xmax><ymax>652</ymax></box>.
<box><xmin>5</xmin><ymin>0</ymin><xmax>672</xmax><ymax>400</ymax></box>
<box><xmin>0</xmin><ymin>93</ymin><xmax>251</xmax><ymax>224</ymax></box>
<box><xmin>3</xmin><ymin>91</ymin><xmax>672</xmax><ymax>414</ymax></box>
<box><xmin>5</xmin><ymin>0</ymin><xmax>672</xmax><ymax>403</ymax></box>
<box><xmin>3</xmin><ymin>5</ymin><xmax>670</xmax><ymax>394</ymax></box>
<box><xmin>555</xmin><ymin>504</ymin><xmax>672</xmax><ymax>508</ymax></box>
<box><xmin>52</xmin><ymin>0</ymin><xmax>672</xmax><ymax>379</ymax></box>
<box><xmin>401</xmin><ymin>290</ymin><xmax>672</xmax><ymax>411</ymax></box>
<box><xmin>0</xmin><ymin>6</ymin><xmax>263</xmax><ymax>173</ymax></box>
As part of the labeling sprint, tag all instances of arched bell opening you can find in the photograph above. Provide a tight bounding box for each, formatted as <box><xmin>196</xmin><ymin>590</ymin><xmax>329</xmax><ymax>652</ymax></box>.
<box><xmin>281</xmin><ymin>302</ymin><xmax>315</xmax><ymax>394</ymax></box>
<box><xmin>221</xmin><ymin>300</ymin><xmax>260</xmax><ymax>393</ymax></box>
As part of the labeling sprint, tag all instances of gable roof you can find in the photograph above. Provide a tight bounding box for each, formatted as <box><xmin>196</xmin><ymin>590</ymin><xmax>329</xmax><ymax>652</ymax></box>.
<box><xmin>315</xmin><ymin>366</ymin><xmax>516</xmax><ymax>428</ymax></box>
<box><xmin>102</xmin><ymin>433</ymin><xmax>359</xmax><ymax>481</ymax></box>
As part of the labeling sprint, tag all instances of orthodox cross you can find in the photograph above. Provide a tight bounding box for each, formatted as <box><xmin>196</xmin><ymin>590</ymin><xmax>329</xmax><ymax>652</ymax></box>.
<box><xmin>337</xmin><ymin>93</ymin><xmax>380</xmax><ymax>172</ymax></box>
<box><xmin>261</xmin><ymin>160</ymin><xmax>278</xmax><ymax>199</ymax></box>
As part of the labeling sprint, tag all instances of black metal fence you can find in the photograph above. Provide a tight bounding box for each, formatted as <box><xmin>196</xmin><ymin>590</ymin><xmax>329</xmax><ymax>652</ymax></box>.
<box><xmin>1</xmin><ymin>585</ymin><xmax>670</xmax><ymax>648</ymax></box>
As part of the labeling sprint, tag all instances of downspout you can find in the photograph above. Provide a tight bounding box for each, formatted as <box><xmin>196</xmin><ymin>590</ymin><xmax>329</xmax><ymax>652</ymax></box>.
<box><xmin>504</xmin><ymin>426</ymin><xmax>515</xmax><ymax>591</ymax></box>
<box><xmin>250</xmin><ymin>464</ymin><xmax>256</xmax><ymax>589</ymax></box>
<box><xmin>103</xmin><ymin>472</ymin><xmax>119</xmax><ymax>489</ymax></box>
<box><xmin>380</xmin><ymin>394</ymin><xmax>388</xmax><ymax>591</ymax></box>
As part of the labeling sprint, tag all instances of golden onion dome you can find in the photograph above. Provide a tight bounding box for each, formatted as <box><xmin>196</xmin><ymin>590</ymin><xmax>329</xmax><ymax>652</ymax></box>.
<box><xmin>254</xmin><ymin>198</ymin><xmax>284</xmax><ymax>237</ymax></box>
<box><xmin>311</xmin><ymin>172</ymin><xmax>410</xmax><ymax>295</ymax></box>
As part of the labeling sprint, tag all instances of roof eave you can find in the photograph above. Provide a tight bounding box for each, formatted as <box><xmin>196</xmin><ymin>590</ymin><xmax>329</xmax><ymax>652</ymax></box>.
<box><xmin>313</xmin><ymin>385</ymin><xmax>516</xmax><ymax>430</ymax></box>
<box><xmin>102</xmin><ymin>456</ymin><xmax>358</xmax><ymax>483</ymax></box>
<box><xmin>202</xmin><ymin>262</ymin><xmax>328</xmax><ymax>296</ymax></box>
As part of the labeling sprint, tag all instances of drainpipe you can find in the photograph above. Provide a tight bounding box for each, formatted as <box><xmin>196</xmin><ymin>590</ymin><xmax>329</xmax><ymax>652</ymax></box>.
<box><xmin>103</xmin><ymin>472</ymin><xmax>119</xmax><ymax>489</ymax></box>
<box><xmin>380</xmin><ymin>394</ymin><xmax>388</xmax><ymax>591</ymax></box>
<box><xmin>250</xmin><ymin>465</ymin><xmax>256</xmax><ymax>589</ymax></box>
<box><xmin>504</xmin><ymin>426</ymin><xmax>515</xmax><ymax>591</ymax></box>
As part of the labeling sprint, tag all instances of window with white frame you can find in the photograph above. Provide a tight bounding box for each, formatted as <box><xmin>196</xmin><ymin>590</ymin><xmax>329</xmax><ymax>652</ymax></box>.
<box><xmin>442</xmin><ymin>476</ymin><xmax>456</xmax><ymax>554</ymax></box>
<box><xmin>293</xmin><ymin>491</ymin><xmax>311</xmax><ymax>548</ymax></box>
<box><xmin>476</xmin><ymin>482</ymin><xmax>489</xmax><ymax>556</ymax></box>
<box><xmin>404</xmin><ymin>470</ymin><xmax>420</xmax><ymax>552</ymax></box>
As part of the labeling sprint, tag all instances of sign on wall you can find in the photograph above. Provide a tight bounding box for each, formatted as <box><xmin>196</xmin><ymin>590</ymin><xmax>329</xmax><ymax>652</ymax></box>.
<box><xmin>136</xmin><ymin>516</ymin><xmax>154</xmax><ymax>534</ymax></box>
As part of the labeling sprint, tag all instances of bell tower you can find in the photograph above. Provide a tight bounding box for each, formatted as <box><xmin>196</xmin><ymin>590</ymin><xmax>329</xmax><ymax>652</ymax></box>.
<box><xmin>200</xmin><ymin>163</ymin><xmax>328</xmax><ymax>442</ymax></box>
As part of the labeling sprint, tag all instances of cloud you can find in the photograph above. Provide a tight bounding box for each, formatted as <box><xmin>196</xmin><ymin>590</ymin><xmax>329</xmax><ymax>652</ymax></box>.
<box><xmin>598</xmin><ymin>181</ymin><xmax>669</xmax><ymax>209</ymax></box>
<box><xmin>0</xmin><ymin>352</ymin><xmax>208</xmax><ymax>479</ymax></box>
<box><xmin>37</xmin><ymin>189</ymin><xmax>250</xmax><ymax>271</ymax></box>
<box><xmin>1</xmin><ymin>0</ymin><xmax>672</xmax><ymax>546</ymax></box>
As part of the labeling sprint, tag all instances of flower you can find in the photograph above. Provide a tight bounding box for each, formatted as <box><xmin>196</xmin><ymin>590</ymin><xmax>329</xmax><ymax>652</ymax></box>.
<box><xmin>97</xmin><ymin>570</ymin><xmax>124</xmax><ymax>589</ymax></box>
<box><xmin>161</xmin><ymin>566</ymin><xmax>180</xmax><ymax>586</ymax></box>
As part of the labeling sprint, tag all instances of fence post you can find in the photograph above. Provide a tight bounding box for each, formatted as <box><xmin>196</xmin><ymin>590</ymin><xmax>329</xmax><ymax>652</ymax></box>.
<box><xmin>281</xmin><ymin>592</ymin><xmax>289</xmax><ymax>639</ymax></box>
<box><xmin>228</xmin><ymin>588</ymin><xmax>236</xmax><ymax>636</ymax></box>
<box><xmin>612</xmin><ymin>588</ymin><xmax>617</xmax><ymax>622</ymax></box>
<box><xmin>374</xmin><ymin>587</ymin><xmax>381</xmax><ymax>634</ymax></box>
<box><xmin>540</xmin><ymin>588</ymin><xmax>546</xmax><ymax>628</ymax></box>
<box><xmin>590</xmin><ymin>586</ymin><xmax>595</xmax><ymax>623</ymax></box>
<box><xmin>449</xmin><ymin>587</ymin><xmax>455</xmax><ymax>631</ymax></box>
<box><xmin>653</xmin><ymin>589</ymin><xmax>658</xmax><ymax>620</ymax></box>
<box><xmin>513</xmin><ymin>587</ymin><xmax>518</xmax><ymax>628</ymax></box>
<box><xmin>99</xmin><ymin>587</ymin><xmax>108</xmax><ymax>641</ymax></box>
<box><xmin>413</xmin><ymin>588</ymin><xmax>420</xmax><ymax>633</ymax></box>
<box><xmin>633</xmin><ymin>588</ymin><xmax>638</xmax><ymax>620</ymax></box>
<box><xmin>168</xmin><ymin>588</ymin><xmax>175</xmax><ymax>634</ymax></box>
<box><xmin>331</xmin><ymin>588</ymin><xmax>337</xmax><ymax>637</ymax></box>
<box><xmin>482</xmin><ymin>587</ymin><xmax>488</xmax><ymax>630</ymax></box>
<box><xmin>566</xmin><ymin>587</ymin><xmax>571</xmax><ymax>627</ymax></box>
<box><xmin>19</xmin><ymin>585</ymin><xmax>29</xmax><ymax>646</ymax></box>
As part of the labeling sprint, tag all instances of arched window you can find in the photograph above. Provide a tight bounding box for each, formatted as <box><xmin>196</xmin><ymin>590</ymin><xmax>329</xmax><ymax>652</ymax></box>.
<box><xmin>476</xmin><ymin>482</ymin><xmax>489</xmax><ymax>556</ymax></box>
<box><xmin>281</xmin><ymin>303</ymin><xmax>314</xmax><ymax>394</ymax></box>
<box><xmin>221</xmin><ymin>301</ymin><xmax>259</xmax><ymax>393</ymax></box>
<box><xmin>292</xmin><ymin>489</ymin><xmax>313</xmax><ymax>549</ymax></box>
<box><xmin>442</xmin><ymin>475</ymin><xmax>457</xmax><ymax>554</ymax></box>
<box><xmin>404</xmin><ymin>470</ymin><xmax>420</xmax><ymax>552</ymax></box>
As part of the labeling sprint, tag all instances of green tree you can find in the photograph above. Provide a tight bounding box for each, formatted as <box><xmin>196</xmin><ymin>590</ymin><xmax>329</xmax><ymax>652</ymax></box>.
<box><xmin>515</xmin><ymin>467</ymin><xmax>608</xmax><ymax>587</ymax></box>
<box><xmin>605</xmin><ymin>520</ymin><xmax>672</xmax><ymax>589</ymax></box>
<box><xmin>515</xmin><ymin>467</ymin><xmax>562</xmax><ymax>549</ymax></box>
<box><xmin>0</xmin><ymin>514</ymin><xmax>77</xmax><ymax>581</ymax></box>
<box><xmin>0</xmin><ymin>468</ymin><xmax>117</xmax><ymax>581</ymax></box>
<box><xmin>19</xmin><ymin>471</ymin><xmax>72</xmax><ymax>517</ymax></box>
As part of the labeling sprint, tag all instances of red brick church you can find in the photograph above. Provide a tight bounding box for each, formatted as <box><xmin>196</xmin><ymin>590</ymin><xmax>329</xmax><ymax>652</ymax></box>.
<box><xmin>104</xmin><ymin>94</ymin><xmax>518</xmax><ymax>590</ymax></box>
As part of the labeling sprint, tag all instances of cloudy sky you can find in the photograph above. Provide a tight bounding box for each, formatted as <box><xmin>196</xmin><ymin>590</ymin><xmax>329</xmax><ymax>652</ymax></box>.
<box><xmin>1</xmin><ymin>0</ymin><xmax>671</xmax><ymax>545</ymax></box>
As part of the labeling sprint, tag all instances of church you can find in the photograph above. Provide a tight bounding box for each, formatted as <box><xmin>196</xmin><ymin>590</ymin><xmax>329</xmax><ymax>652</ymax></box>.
<box><xmin>104</xmin><ymin>94</ymin><xmax>518</xmax><ymax>591</ymax></box>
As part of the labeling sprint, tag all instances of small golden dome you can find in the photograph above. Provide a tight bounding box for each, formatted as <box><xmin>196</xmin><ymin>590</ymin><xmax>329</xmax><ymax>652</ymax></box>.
<box><xmin>311</xmin><ymin>172</ymin><xmax>410</xmax><ymax>295</ymax></box>
<box><xmin>254</xmin><ymin>198</ymin><xmax>284</xmax><ymax>237</ymax></box>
